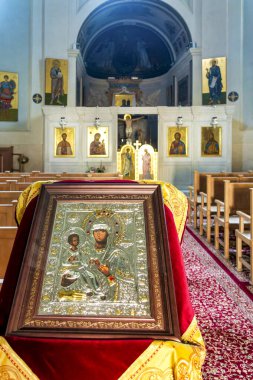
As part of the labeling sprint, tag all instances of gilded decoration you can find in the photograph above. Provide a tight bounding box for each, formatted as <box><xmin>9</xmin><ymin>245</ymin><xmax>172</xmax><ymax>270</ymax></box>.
<box><xmin>0</xmin><ymin>337</ymin><xmax>39</xmax><ymax>380</ymax></box>
<box><xmin>35</xmin><ymin>201</ymin><xmax>152</xmax><ymax>321</ymax></box>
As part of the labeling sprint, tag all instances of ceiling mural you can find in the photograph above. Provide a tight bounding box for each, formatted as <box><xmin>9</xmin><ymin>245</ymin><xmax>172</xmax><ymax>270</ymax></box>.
<box><xmin>77</xmin><ymin>0</ymin><xmax>192</xmax><ymax>79</ymax></box>
<box><xmin>85</xmin><ymin>26</ymin><xmax>172</xmax><ymax>79</ymax></box>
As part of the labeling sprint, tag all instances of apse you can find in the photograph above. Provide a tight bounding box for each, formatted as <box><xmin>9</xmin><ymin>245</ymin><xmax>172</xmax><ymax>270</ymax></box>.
<box><xmin>77</xmin><ymin>0</ymin><xmax>192</xmax><ymax>80</ymax></box>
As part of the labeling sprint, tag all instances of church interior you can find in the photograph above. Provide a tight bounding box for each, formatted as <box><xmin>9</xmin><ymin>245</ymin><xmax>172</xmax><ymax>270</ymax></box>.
<box><xmin>0</xmin><ymin>1</ymin><xmax>253</xmax><ymax>379</ymax></box>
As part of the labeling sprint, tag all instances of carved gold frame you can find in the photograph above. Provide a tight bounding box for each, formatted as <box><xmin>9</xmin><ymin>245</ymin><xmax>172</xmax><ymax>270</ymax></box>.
<box><xmin>6</xmin><ymin>183</ymin><xmax>179</xmax><ymax>340</ymax></box>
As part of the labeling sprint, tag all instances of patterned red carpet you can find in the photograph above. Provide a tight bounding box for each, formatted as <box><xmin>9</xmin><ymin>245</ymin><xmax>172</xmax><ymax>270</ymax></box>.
<box><xmin>183</xmin><ymin>227</ymin><xmax>253</xmax><ymax>380</ymax></box>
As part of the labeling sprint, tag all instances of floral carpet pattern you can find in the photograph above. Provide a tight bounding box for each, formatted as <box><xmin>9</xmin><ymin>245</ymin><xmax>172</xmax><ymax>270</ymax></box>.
<box><xmin>182</xmin><ymin>227</ymin><xmax>253</xmax><ymax>380</ymax></box>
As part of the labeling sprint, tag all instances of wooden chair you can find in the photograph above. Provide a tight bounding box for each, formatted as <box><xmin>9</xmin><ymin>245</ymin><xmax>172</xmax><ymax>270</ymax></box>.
<box><xmin>199</xmin><ymin>176</ymin><xmax>253</xmax><ymax>242</ymax></box>
<box><xmin>199</xmin><ymin>176</ymin><xmax>238</xmax><ymax>242</ymax></box>
<box><xmin>214</xmin><ymin>181</ymin><xmax>253</xmax><ymax>260</ymax></box>
<box><xmin>188</xmin><ymin>171</ymin><xmax>242</xmax><ymax>229</ymax></box>
<box><xmin>235</xmin><ymin>188</ymin><xmax>253</xmax><ymax>283</ymax></box>
<box><xmin>188</xmin><ymin>171</ymin><xmax>209</xmax><ymax>228</ymax></box>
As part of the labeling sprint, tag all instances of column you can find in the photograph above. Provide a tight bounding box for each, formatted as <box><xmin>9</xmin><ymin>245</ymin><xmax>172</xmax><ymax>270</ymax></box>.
<box><xmin>67</xmin><ymin>49</ymin><xmax>80</xmax><ymax>106</ymax></box>
<box><xmin>190</xmin><ymin>48</ymin><xmax>202</xmax><ymax>106</ymax></box>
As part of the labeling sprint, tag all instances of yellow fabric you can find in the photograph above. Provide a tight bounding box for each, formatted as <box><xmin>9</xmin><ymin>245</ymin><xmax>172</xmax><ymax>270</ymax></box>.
<box><xmin>16</xmin><ymin>180</ymin><xmax>55</xmax><ymax>225</ymax></box>
<box><xmin>120</xmin><ymin>317</ymin><xmax>206</xmax><ymax>380</ymax></box>
<box><xmin>16</xmin><ymin>180</ymin><xmax>188</xmax><ymax>242</ymax></box>
<box><xmin>138</xmin><ymin>180</ymin><xmax>188</xmax><ymax>241</ymax></box>
<box><xmin>0</xmin><ymin>336</ymin><xmax>39</xmax><ymax>379</ymax></box>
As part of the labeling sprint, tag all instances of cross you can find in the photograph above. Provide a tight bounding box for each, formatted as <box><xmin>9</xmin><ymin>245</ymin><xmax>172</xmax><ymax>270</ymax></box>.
<box><xmin>228</xmin><ymin>91</ymin><xmax>239</xmax><ymax>102</ymax></box>
<box><xmin>32</xmin><ymin>93</ymin><xmax>42</xmax><ymax>104</ymax></box>
<box><xmin>134</xmin><ymin>140</ymin><xmax>141</xmax><ymax>150</ymax></box>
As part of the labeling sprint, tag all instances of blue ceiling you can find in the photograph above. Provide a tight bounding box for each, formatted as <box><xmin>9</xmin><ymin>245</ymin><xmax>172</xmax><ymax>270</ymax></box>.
<box><xmin>77</xmin><ymin>0</ymin><xmax>192</xmax><ymax>79</ymax></box>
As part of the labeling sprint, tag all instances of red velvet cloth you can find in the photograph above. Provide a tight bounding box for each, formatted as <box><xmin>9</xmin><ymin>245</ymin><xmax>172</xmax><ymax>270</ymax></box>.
<box><xmin>0</xmin><ymin>181</ymin><xmax>193</xmax><ymax>380</ymax></box>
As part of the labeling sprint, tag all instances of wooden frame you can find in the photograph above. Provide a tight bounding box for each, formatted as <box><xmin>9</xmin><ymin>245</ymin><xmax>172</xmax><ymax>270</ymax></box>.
<box><xmin>6</xmin><ymin>183</ymin><xmax>180</xmax><ymax>340</ymax></box>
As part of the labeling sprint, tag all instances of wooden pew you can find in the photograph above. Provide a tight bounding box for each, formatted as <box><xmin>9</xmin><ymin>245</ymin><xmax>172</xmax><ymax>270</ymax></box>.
<box><xmin>188</xmin><ymin>170</ymin><xmax>253</xmax><ymax>229</ymax></box>
<box><xmin>0</xmin><ymin>180</ymin><xmax>19</xmax><ymax>191</ymax></box>
<box><xmin>5</xmin><ymin>172</ymin><xmax>124</xmax><ymax>183</ymax></box>
<box><xmin>0</xmin><ymin>202</ymin><xmax>18</xmax><ymax>226</ymax></box>
<box><xmin>60</xmin><ymin>176</ymin><xmax>124</xmax><ymax>181</ymax></box>
<box><xmin>0</xmin><ymin>226</ymin><xmax>18</xmax><ymax>289</ymax></box>
<box><xmin>0</xmin><ymin>176</ymin><xmax>22</xmax><ymax>181</ymax></box>
<box><xmin>17</xmin><ymin>173</ymin><xmax>60</xmax><ymax>181</ymax></box>
<box><xmin>0</xmin><ymin>172</ymin><xmax>28</xmax><ymax>177</ymax></box>
<box><xmin>199</xmin><ymin>176</ymin><xmax>253</xmax><ymax>242</ymax></box>
<box><xmin>85</xmin><ymin>172</ymin><xmax>123</xmax><ymax>178</ymax></box>
<box><xmin>0</xmin><ymin>182</ymin><xmax>32</xmax><ymax>192</ymax></box>
<box><xmin>235</xmin><ymin>188</ymin><xmax>253</xmax><ymax>283</ymax></box>
<box><xmin>199</xmin><ymin>176</ymin><xmax>240</xmax><ymax>242</ymax></box>
<box><xmin>14</xmin><ymin>182</ymin><xmax>40</xmax><ymax>191</ymax></box>
<box><xmin>214</xmin><ymin>181</ymin><xmax>253</xmax><ymax>260</ymax></box>
<box><xmin>20</xmin><ymin>172</ymin><xmax>123</xmax><ymax>179</ymax></box>
<box><xmin>0</xmin><ymin>191</ymin><xmax>22</xmax><ymax>204</ymax></box>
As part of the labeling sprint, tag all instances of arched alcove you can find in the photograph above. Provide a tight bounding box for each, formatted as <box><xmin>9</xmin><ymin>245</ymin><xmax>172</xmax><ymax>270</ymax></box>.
<box><xmin>76</xmin><ymin>0</ymin><xmax>193</xmax><ymax>106</ymax></box>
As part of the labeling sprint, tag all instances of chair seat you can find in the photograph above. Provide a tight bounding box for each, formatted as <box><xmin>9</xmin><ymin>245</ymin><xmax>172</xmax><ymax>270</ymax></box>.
<box><xmin>239</xmin><ymin>231</ymin><xmax>251</xmax><ymax>240</ymax></box>
<box><xmin>216</xmin><ymin>215</ymin><xmax>251</xmax><ymax>224</ymax></box>
<box><xmin>202</xmin><ymin>205</ymin><xmax>224</xmax><ymax>213</ymax></box>
<box><xmin>188</xmin><ymin>195</ymin><xmax>206</xmax><ymax>206</ymax></box>
<box><xmin>196</xmin><ymin>195</ymin><xmax>207</xmax><ymax>203</ymax></box>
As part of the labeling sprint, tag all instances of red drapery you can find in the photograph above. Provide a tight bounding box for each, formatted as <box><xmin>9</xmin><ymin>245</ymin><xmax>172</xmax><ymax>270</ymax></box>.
<box><xmin>0</xmin><ymin>181</ymin><xmax>193</xmax><ymax>380</ymax></box>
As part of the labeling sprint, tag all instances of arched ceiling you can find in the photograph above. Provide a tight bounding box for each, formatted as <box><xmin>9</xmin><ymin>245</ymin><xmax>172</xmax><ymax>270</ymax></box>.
<box><xmin>77</xmin><ymin>0</ymin><xmax>192</xmax><ymax>79</ymax></box>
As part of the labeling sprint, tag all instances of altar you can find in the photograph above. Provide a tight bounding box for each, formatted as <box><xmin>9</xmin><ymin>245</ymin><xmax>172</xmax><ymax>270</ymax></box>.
<box><xmin>42</xmin><ymin>105</ymin><xmax>234</xmax><ymax>190</ymax></box>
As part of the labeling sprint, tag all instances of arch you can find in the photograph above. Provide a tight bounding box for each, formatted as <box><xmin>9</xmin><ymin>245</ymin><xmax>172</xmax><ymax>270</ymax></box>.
<box><xmin>76</xmin><ymin>0</ymin><xmax>192</xmax><ymax>79</ymax></box>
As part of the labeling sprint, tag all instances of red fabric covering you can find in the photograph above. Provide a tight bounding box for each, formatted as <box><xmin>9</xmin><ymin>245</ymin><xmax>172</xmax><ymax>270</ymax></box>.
<box><xmin>0</xmin><ymin>181</ymin><xmax>194</xmax><ymax>380</ymax></box>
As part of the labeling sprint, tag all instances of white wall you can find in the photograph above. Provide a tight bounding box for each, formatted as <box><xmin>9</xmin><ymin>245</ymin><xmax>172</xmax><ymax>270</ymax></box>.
<box><xmin>201</xmin><ymin>0</ymin><xmax>245</xmax><ymax>171</ymax></box>
<box><xmin>242</xmin><ymin>0</ymin><xmax>253</xmax><ymax>170</ymax></box>
<box><xmin>0</xmin><ymin>0</ymin><xmax>44</xmax><ymax>171</ymax></box>
<box><xmin>0</xmin><ymin>0</ymin><xmax>252</xmax><ymax>177</ymax></box>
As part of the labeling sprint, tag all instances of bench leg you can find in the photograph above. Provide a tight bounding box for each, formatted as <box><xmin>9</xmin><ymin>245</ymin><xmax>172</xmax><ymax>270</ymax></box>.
<box><xmin>199</xmin><ymin>208</ymin><xmax>203</xmax><ymax>236</ymax></box>
<box><xmin>214</xmin><ymin>219</ymin><xmax>219</xmax><ymax>250</ymax></box>
<box><xmin>187</xmin><ymin>202</ymin><xmax>191</xmax><ymax>224</ymax></box>
<box><xmin>224</xmin><ymin>223</ymin><xmax>230</xmax><ymax>260</ymax></box>
<box><xmin>206</xmin><ymin>212</ymin><xmax>211</xmax><ymax>243</ymax></box>
<box><xmin>250</xmin><ymin>245</ymin><xmax>253</xmax><ymax>284</ymax></box>
<box><xmin>236</xmin><ymin>236</ymin><xmax>242</xmax><ymax>271</ymax></box>
<box><xmin>193</xmin><ymin>204</ymin><xmax>197</xmax><ymax>229</ymax></box>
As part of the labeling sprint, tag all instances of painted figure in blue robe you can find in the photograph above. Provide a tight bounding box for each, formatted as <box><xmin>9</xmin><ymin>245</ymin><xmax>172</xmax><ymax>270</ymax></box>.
<box><xmin>206</xmin><ymin>59</ymin><xmax>223</xmax><ymax>104</ymax></box>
